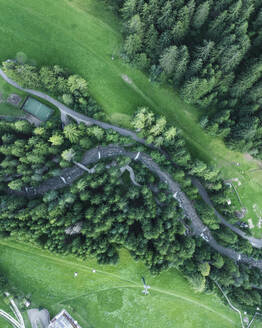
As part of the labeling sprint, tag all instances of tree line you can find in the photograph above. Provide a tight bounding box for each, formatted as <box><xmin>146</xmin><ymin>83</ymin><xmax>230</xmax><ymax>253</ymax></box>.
<box><xmin>116</xmin><ymin>0</ymin><xmax>262</xmax><ymax>156</ymax></box>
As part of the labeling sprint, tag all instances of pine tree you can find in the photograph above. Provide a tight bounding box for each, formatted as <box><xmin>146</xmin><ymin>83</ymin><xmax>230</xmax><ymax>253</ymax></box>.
<box><xmin>231</xmin><ymin>57</ymin><xmax>262</xmax><ymax>98</ymax></box>
<box><xmin>160</xmin><ymin>46</ymin><xmax>179</xmax><ymax>75</ymax></box>
<box><xmin>121</xmin><ymin>0</ymin><xmax>137</xmax><ymax>20</ymax></box>
<box><xmin>124</xmin><ymin>33</ymin><xmax>143</xmax><ymax>57</ymax></box>
<box><xmin>64</xmin><ymin>124</ymin><xmax>83</xmax><ymax>143</ymax></box>
<box><xmin>49</xmin><ymin>134</ymin><xmax>64</xmax><ymax>146</ymax></box>
<box><xmin>192</xmin><ymin>1</ymin><xmax>210</xmax><ymax>29</ymax></box>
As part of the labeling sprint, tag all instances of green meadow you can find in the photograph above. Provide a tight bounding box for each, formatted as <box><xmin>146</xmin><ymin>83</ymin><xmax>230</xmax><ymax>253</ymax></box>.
<box><xmin>0</xmin><ymin>239</ymin><xmax>239</xmax><ymax>328</ymax></box>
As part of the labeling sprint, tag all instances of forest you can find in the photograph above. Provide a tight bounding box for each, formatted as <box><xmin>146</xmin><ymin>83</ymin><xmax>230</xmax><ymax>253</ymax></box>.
<box><xmin>116</xmin><ymin>0</ymin><xmax>262</xmax><ymax>156</ymax></box>
<box><xmin>0</xmin><ymin>64</ymin><xmax>262</xmax><ymax>310</ymax></box>
<box><xmin>2</xmin><ymin>0</ymin><xmax>262</xmax><ymax>326</ymax></box>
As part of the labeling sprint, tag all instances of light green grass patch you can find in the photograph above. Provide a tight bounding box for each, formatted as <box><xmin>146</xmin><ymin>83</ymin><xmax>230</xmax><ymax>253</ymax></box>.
<box><xmin>110</xmin><ymin>113</ymin><xmax>131</xmax><ymax>128</ymax></box>
<box><xmin>0</xmin><ymin>0</ymin><xmax>258</xmax><ymax>325</ymax></box>
<box><xmin>0</xmin><ymin>102</ymin><xmax>22</xmax><ymax>116</ymax></box>
<box><xmin>0</xmin><ymin>239</ymin><xmax>239</xmax><ymax>328</ymax></box>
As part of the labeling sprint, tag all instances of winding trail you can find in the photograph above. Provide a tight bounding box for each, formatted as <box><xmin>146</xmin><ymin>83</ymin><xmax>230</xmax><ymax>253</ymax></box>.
<box><xmin>214</xmin><ymin>281</ymin><xmax>244</xmax><ymax>328</ymax></box>
<box><xmin>0</xmin><ymin>69</ymin><xmax>150</xmax><ymax>147</ymax></box>
<box><xmin>2</xmin><ymin>69</ymin><xmax>262</xmax><ymax>272</ymax></box>
<box><xmin>192</xmin><ymin>178</ymin><xmax>262</xmax><ymax>249</ymax></box>
<box><xmin>120</xmin><ymin>164</ymin><xmax>141</xmax><ymax>186</ymax></box>
<box><xmin>10</xmin><ymin>145</ymin><xmax>262</xmax><ymax>271</ymax></box>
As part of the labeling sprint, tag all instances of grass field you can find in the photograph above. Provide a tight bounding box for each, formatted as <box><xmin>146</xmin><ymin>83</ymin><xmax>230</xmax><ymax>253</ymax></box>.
<box><xmin>0</xmin><ymin>239</ymin><xmax>240</xmax><ymax>328</ymax></box>
<box><xmin>0</xmin><ymin>0</ymin><xmax>261</xmax><ymax>236</ymax></box>
<box><xmin>0</xmin><ymin>102</ymin><xmax>22</xmax><ymax>117</ymax></box>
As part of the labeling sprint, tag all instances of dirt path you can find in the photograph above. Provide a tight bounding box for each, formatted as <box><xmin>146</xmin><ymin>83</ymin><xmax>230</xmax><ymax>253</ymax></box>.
<box><xmin>0</xmin><ymin>69</ymin><xmax>151</xmax><ymax>148</ymax></box>
<box><xmin>9</xmin><ymin>145</ymin><xmax>262</xmax><ymax>271</ymax></box>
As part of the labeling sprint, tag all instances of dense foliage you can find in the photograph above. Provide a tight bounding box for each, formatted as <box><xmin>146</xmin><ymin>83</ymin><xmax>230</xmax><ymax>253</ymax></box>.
<box><xmin>0</xmin><ymin>117</ymin><xmax>195</xmax><ymax>273</ymax></box>
<box><xmin>0</xmin><ymin>107</ymin><xmax>262</xmax><ymax>309</ymax></box>
<box><xmin>117</xmin><ymin>0</ymin><xmax>262</xmax><ymax>156</ymax></box>
<box><xmin>2</xmin><ymin>57</ymin><xmax>262</xmax><ymax>309</ymax></box>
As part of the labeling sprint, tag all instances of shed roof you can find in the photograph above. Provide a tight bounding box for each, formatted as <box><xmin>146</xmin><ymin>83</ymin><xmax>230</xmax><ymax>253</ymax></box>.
<box><xmin>49</xmin><ymin>309</ymin><xmax>82</xmax><ymax>328</ymax></box>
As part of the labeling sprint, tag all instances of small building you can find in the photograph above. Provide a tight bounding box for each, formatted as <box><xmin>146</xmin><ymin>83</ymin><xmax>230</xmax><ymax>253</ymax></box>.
<box><xmin>49</xmin><ymin>309</ymin><xmax>82</xmax><ymax>328</ymax></box>
<box><xmin>28</xmin><ymin>308</ymin><xmax>50</xmax><ymax>328</ymax></box>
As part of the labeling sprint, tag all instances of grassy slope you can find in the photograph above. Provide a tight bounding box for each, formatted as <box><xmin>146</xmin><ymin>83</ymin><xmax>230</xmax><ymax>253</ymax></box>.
<box><xmin>0</xmin><ymin>239</ymin><xmax>239</xmax><ymax>328</ymax></box>
<box><xmin>0</xmin><ymin>0</ymin><xmax>261</xmax><ymax>235</ymax></box>
<box><xmin>0</xmin><ymin>78</ymin><xmax>25</xmax><ymax>116</ymax></box>
<box><xmin>0</xmin><ymin>103</ymin><xmax>22</xmax><ymax>116</ymax></box>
